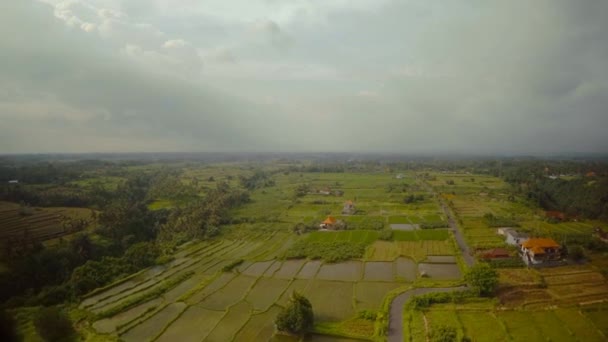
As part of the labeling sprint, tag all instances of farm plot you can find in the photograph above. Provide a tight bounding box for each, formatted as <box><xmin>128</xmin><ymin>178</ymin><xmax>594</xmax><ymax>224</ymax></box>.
<box><xmin>186</xmin><ymin>272</ymin><xmax>236</xmax><ymax>305</ymax></box>
<box><xmin>395</xmin><ymin>257</ymin><xmax>418</xmax><ymax>280</ymax></box>
<box><xmin>274</xmin><ymin>259</ymin><xmax>307</xmax><ymax>279</ymax></box>
<box><xmin>456</xmin><ymin>311</ymin><xmax>508</xmax><ymax>341</ymax></box>
<box><xmin>317</xmin><ymin>261</ymin><xmax>362</xmax><ymax>281</ymax></box>
<box><xmin>92</xmin><ymin>297</ymin><xmax>163</xmax><ymax>334</ymax></box>
<box><xmin>246</xmin><ymin>277</ymin><xmax>291</xmax><ymax>311</ymax></box>
<box><xmin>234</xmin><ymin>306</ymin><xmax>283</xmax><ymax>341</ymax></box>
<box><xmin>121</xmin><ymin>302</ymin><xmax>187</xmax><ymax>342</ymax></box>
<box><xmin>155</xmin><ymin>305</ymin><xmax>225</xmax><ymax>342</ymax></box>
<box><xmin>199</xmin><ymin>275</ymin><xmax>258</xmax><ymax>310</ymax></box>
<box><xmin>206</xmin><ymin>301</ymin><xmax>252</xmax><ymax>341</ymax></box>
<box><xmin>418</xmin><ymin>263</ymin><xmax>461</xmax><ymax>279</ymax></box>
<box><xmin>354</xmin><ymin>282</ymin><xmax>403</xmax><ymax>311</ymax></box>
<box><xmin>297</xmin><ymin>260</ymin><xmax>322</xmax><ymax>279</ymax></box>
<box><xmin>242</xmin><ymin>261</ymin><xmax>274</xmax><ymax>277</ymax></box>
<box><xmin>363</xmin><ymin>262</ymin><xmax>394</xmax><ymax>281</ymax></box>
<box><xmin>304</xmin><ymin>280</ymin><xmax>355</xmax><ymax>321</ymax></box>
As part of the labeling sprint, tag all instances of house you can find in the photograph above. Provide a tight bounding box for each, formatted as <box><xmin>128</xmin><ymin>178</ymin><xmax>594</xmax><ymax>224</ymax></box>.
<box><xmin>545</xmin><ymin>211</ymin><xmax>566</xmax><ymax>221</ymax></box>
<box><xmin>342</xmin><ymin>200</ymin><xmax>356</xmax><ymax>215</ymax></box>
<box><xmin>318</xmin><ymin>187</ymin><xmax>332</xmax><ymax>195</ymax></box>
<box><xmin>395</xmin><ymin>174</ymin><xmax>404</xmax><ymax>179</ymax></box>
<box><xmin>586</xmin><ymin>171</ymin><xmax>597</xmax><ymax>177</ymax></box>
<box><xmin>480</xmin><ymin>248</ymin><xmax>511</xmax><ymax>260</ymax></box>
<box><xmin>319</xmin><ymin>216</ymin><xmax>337</xmax><ymax>229</ymax></box>
<box><xmin>521</xmin><ymin>238</ymin><xmax>561</xmax><ymax>264</ymax></box>
<box><xmin>503</xmin><ymin>229</ymin><xmax>529</xmax><ymax>247</ymax></box>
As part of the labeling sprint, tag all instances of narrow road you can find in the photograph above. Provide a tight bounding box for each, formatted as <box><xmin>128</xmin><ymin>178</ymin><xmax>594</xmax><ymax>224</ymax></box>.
<box><xmin>419</xmin><ymin>179</ymin><xmax>476</xmax><ymax>267</ymax></box>
<box><xmin>387</xmin><ymin>286</ymin><xmax>468</xmax><ymax>342</ymax></box>
<box><xmin>440</xmin><ymin>201</ymin><xmax>475</xmax><ymax>267</ymax></box>
<box><xmin>385</xmin><ymin>178</ymin><xmax>475</xmax><ymax>341</ymax></box>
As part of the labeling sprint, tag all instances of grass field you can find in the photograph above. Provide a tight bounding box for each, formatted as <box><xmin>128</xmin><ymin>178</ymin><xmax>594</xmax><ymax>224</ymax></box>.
<box><xmin>406</xmin><ymin>298</ymin><xmax>608</xmax><ymax>342</ymax></box>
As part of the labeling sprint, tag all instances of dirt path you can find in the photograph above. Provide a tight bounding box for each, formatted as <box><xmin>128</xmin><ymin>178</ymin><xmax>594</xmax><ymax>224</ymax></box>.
<box><xmin>387</xmin><ymin>286</ymin><xmax>467</xmax><ymax>342</ymax></box>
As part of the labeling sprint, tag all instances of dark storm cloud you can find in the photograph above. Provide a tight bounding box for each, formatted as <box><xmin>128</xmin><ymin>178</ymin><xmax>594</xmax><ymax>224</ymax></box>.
<box><xmin>1</xmin><ymin>0</ymin><xmax>607</xmax><ymax>153</ymax></box>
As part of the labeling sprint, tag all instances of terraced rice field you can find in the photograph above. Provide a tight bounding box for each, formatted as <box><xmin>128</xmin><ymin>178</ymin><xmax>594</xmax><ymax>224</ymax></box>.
<box><xmin>83</xmin><ymin>234</ymin><xmax>445</xmax><ymax>341</ymax></box>
<box><xmin>0</xmin><ymin>202</ymin><xmax>95</xmax><ymax>246</ymax></box>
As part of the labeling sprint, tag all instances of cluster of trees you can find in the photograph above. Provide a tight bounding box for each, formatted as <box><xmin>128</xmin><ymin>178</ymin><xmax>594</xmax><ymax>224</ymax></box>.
<box><xmin>157</xmin><ymin>181</ymin><xmax>250</xmax><ymax>246</ymax></box>
<box><xmin>1</xmin><ymin>169</ymin><xmax>252</xmax><ymax>308</ymax></box>
<box><xmin>239</xmin><ymin>170</ymin><xmax>275</xmax><ymax>190</ymax></box>
<box><xmin>275</xmin><ymin>292</ymin><xmax>314</xmax><ymax>336</ymax></box>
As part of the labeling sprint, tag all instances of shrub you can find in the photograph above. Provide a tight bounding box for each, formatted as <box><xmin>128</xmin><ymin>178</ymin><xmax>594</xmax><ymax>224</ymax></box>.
<box><xmin>431</xmin><ymin>325</ymin><xmax>457</xmax><ymax>342</ymax></box>
<box><xmin>567</xmin><ymin>245</ymin><xmax>585</xmax><ymax>260</ymax></box>
<box><xmin>33</xmin><ymin>307</ymin><xmax>75</xmax><ymax>342</ymax></box>
<box><xmin>378</xmin><ymin>230</ymin><xmax>393</xmax><ymax>241</ymax></box>
<box><xmin>431</xmin><ymin>326</ymin><xmax>457</xmax><ymax>342</ymax></box>
<box><xmin>465</xmin><ymin>263</ymin><xmax>499</xmax><ymax>296</ymax></box>
<box><xmin>275</xmin><ymin>292</ymin><xmax>314</xmax><ymax>335</ymax></box>
<box><xmin>357</xmin><ymin>310</ymin><xmax>377</xmax><ymax>321</ymax></box>
<box><xmin>409</xmin><ymin>291</ymin><xmax>473</xmax><ymax>310</ymax></box>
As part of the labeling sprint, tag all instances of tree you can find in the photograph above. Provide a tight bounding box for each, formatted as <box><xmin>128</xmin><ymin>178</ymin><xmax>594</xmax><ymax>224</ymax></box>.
<box><xmin>275</xmin><ymin>292</ymin><xmax>314</xmax><ymax>335</ymax></box>
<box><xmin>431</xmin><ymin>325</ymin><xmax>457</xmax><ymax>342</ymax></box>
<box><xmin>464</xmin><ymin>263</ymin><xmax>499</xmax><ymax>296</ymax></box>
<box><xmin>33</xmin><ymin>306</ymin><xmax>75</xmax><ymax>342</ymax></box>
<box><xmin>568</xmin><ymin>245</ymin><xmax>585</xmax><ymax>261</ymax></box>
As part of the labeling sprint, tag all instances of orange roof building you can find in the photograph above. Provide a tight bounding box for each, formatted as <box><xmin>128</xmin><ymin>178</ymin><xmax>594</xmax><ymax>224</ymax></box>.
<box><xmin>322</xmin><ymin>216</ymin><xmax>337</xmax><ymax>225</ymax></box>
<box><xmin>521</xmin><ymin>238</ymin><xmax>561</xmax><ymax>264</ymax></box>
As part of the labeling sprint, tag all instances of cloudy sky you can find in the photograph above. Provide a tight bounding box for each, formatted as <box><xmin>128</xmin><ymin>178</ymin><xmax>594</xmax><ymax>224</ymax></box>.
<box><xmin>1</xmin><ymin>1</ymin><xmax>607</xmax><ymax>154</ymax></box>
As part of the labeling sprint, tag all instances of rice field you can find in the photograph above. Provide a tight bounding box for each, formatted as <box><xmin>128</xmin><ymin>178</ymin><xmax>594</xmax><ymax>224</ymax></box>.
<box><xmin>83</xmin><ymin>233</ymin><xmax>443</xmax><ymax>341</ymax></box>
<box><xmin>407</xmin><ymin>299</ymin><xmax>608</xmax><ymax>342</ymax></box>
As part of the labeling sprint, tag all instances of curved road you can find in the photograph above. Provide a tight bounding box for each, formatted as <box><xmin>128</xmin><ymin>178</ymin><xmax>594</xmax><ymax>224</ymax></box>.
<box><xmin>388</xmin><ymin>286</ymin><xmax>468</xmax><ymax>342</ymax></box>
<box><xmin>387</xmin><ymin>179</ymin><xmax>475</xmax><ymax>341</ymax></box>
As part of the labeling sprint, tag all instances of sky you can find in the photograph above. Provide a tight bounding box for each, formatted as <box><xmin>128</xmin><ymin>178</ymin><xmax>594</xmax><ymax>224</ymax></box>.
<box><xmin>1</xmin><ymin>0</ymin><xmax>607</xmax><ymax>154</ymax></box>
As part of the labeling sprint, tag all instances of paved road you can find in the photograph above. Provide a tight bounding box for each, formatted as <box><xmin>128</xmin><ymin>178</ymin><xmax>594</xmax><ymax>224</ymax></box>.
<box><xmin>387</xmin><ymin>286</ymin><xmax>468</xmax><ymax>342</ymax></box>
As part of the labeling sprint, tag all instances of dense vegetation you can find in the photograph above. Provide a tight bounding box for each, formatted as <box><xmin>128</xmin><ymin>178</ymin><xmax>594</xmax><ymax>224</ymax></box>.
<box><xmin>0</xmin><ymin>161</ymin><xmax>251</xmax><ymax>308</ymax></box>
<box><xmin>275</xmin><ymin>292</ymin><xmax>314</xmax><ymax>336</ymax></box>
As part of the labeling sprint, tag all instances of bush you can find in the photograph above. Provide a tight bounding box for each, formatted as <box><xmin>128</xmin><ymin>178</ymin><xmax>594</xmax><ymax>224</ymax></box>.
<box><xmin>33</xmin><ymin>307</ymin><xmax>75</xmax><ymax>342</ymax></box>
<box><xmin>409</xmin><ymin>291</ymin><xmax>472</xmax><ymax>310</ymax></box>
<box><xmin>431</xmin><ymin>325</ymin><xmax>457</xmax><ymax>342</ymax></box>
<box><xmin>567</xmin><ymin>245</ymin><xmax>585</xmax><ymax>260</ymax></box>
<box><xmin>465</xmin><ymin>263</ymin><xmax>499</xmax><ymax>296</ymax></box>
<box><xmin>378</xmin><ymin>230</ymin><xmax>393</xmax><ymax>241</ymax></box>
<box><xmin>357</xmin><ymin>310</ymin><xmax>377</xmax><ymax>321</ymax></box>
<box><xmin>275</xmin><ymin>292</ymin><xmax>314</xmax><ymax>335</ymax></box>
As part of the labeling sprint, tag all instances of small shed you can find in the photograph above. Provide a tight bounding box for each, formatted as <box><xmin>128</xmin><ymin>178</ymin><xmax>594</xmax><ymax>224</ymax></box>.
<box><xmin>342</xmin><ymin>200</ymin><xmax>356</xmax><ymax>215</ymax></box>
<box><xmin>480</xmin><ymin>248</ymin><xmax>511</xmax><ymax>259</ymax></box>
<box><xmin>504</xmin><ymin>229</ymin><xmax>529</xmax><ymax>246</ymax></box>
<box><xmin>320</xmin><ymin>216</ymin><xmax>337</xmax><ymax>229</ymax></box>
